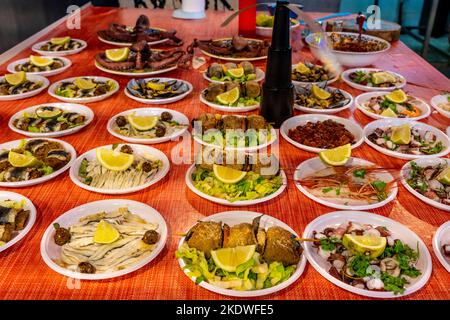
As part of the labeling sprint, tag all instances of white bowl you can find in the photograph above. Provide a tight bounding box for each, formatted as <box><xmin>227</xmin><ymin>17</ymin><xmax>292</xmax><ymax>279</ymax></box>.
<box><xmin>40</xmin><ymin>199</ymin><xmax>168</xmax><ymax>280</ymax></box>
<box><xmin>0</xmin><ymin>74</ymin><xmax>49</xmax><ymax>101</ymax></box>
<box><xmin>356</xmin><ymin>91</ymin><xmax>431</xmax><ymax>121</ymax></box>
<box><xmin>203</xmin><ymin>67</ymin><xmax>265</xmax><ymax>84</ymax></box>
<box><xmin>303</xmin><ymin>210</ymin><xmax>432</xmax><ymax>298</ymax></box>
<box><xmin>94</xmin><ymin>60</ymin><xmax>178</xmax><ymax>77</ymax></box>
<box><xmin>7</xmin><ymin>56</ymin><xmax>72</xmax><ymax>77</ymax></box>
<box><xmin>69</xmin><ymin>143</ymin><xmax>170</xmax><ymax>195</ymax></box>
<box><xmin>31</xmin><ymin>39</ymin><xmax>87</xmax><ymax>57</ymax></box>
<box><xmin>400</xmin><ymin>158</ymin><xmax>450</xmax><ymax>212</ymax></box>
<box><xmin>48</xmin><ymin>76</ymin><xmax>119</xmax><ymax>103</ymax></box>
<box><xmin>124</xmin><ymin>78</ymin><xmax>193</xmax><ymax>104</ymax></box>
<box><xmin>291</xmin><ymin>64</ymin><xmax>340</xmax><ymax>87</ymax></box>
<box><xmin>107</xmin><ymin>107</ymin><xmax>189</xmax><ymax>144</ymax></box>
<box><xmin>306</xmin><ymin>32</ymin><xmax>391</xmax><ymax>67</ymax></box>
<box><xmin>185</xmin><ymin>164</ymin><xmax>287</xmax><ymax>206</ymax></box>
<box><xmin>9</xmin><ymin>103</ymin><xmax>94</xmax><ymax>138</ymax></box>
<box><xmin>0</xmin><ymin>191</ymin><xmax>36</xmax><ymax>253</ymax></box>
<box><xmin>294</xmin><ymin>86</ymin><xmax>353</xmax><ymax>114</ymax></box>
<box><xmin>280</xmin><ymin>114</ymin><xmax>364</xmax><ymax>153</ymax></box>
<box><xmin>430</xmin><ymin>94</ymin><xmax>450</xmax><ymax>119</ymax></box>
<box><xmin>432</xmin><ymin>221</ymin><xmax>450</xmax><ymax>273</ymax></box>
<box><xmin>177</xmin><ymin>210</ymin><xmax>307</xmax><ymax>297</ymax></box>
<box><xmin>363</xmin><ymin>119</ymin><xmax>450</xmax><ymax>160</ymax></box>
<box><xmin>341</xmin><ymin>68</ymin><xmax>406</xmax><ymax>92</ymax></box>
<box><xmin>255</xmin><ymin>19</ymin><xmax>301</xmax><ymax>37</ymax></box>
<box><xmin>199</xmin><ymin>89</ymin><xmax>259</xmax><ymax>112</ymax></box>
<box><xmin>0</xmin><ymin>138</ymin><xmax>76</xmax><ymax>188</ymax></box>
<box><xmin>294</xmin><ymin>157</ymin><xmax>397</xmax><ymax>210</ymax></box>
<box><xmin>200</xmin><ymin>38</ymin><xmax>268</xmax><ymax>62</ymax></box>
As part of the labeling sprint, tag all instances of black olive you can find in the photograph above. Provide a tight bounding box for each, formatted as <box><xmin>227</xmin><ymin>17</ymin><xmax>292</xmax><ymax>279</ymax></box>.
<box><xmin>54</xmin><ymin>227</ymin><xmax>71</xmax><ymax>246</ymax></box>
<box><xmin>155</xmin><ymin>125</ymin><xmax>166</xmax><ymax>137</ymax></box>
<box><xmin>78</xmin><ymin>262</ymin><xmax>96</xmax><ymax>274</ymax></box>
<box><xmin>120</xmin><ymin>145</ymin><xmax>133</xmax><ymax>154</ymax></box>
<box><xmin>115</xmin><ymin>116</ymin><xmax>127</xmax><ymax>127</ymax></box>
<box><xmin>160</xmin><ymin>111</ymin><xmax>173</xmax><ymax>122</ymax></box>
<box><xmin>141</xmin><ymin>161</ymin><xmax>153</xmax><ymax>172</ymax></box>
<box><xmin>142</xmin><ymin>230</ymin><xmax>159</xmax><ymax>245</ymax></box>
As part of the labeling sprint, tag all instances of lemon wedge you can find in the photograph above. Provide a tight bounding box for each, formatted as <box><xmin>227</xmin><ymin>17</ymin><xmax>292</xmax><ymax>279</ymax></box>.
<box><xmin>5</xmin><ymin>71</ymin><xmax>26</xmax><ymax>86</ymax></box>
<box><xmin>342</xmin><ymin>234</ymin><xmax>387</xmax><ymax>258</ymax></box>
<box><xmin>380</xmin><ymin>108</ymin><xmax>398</xmax><ymax>118</ymax></box>
<box><xmin>296</xmin><ymin>62</ymin><xmax>310</xmax><ymax>74</ymax></box>
<box><xmin>50</xmin><ymin>37</ymin><xmax>71</xmax><ymax>45</ymax></box>
<box><xmin>30</xmin><ymin>55</ymin><xmax>54</xmax><ymax>67</ymax></box>
<box><xmin>127</xmin><ymin>114</ymin><xmax>158</xmax><ymax>131</ymax></box>
<box><xmin>319</xmin><ymin>143</ymin><xmax>351</xmax><ymax>166</ymax></box>
<box><xmin>96</xmin><ymin>148</ymin><xmax>134</xmax><ymax>171</ymax></box>
<box><xmin>386</xmin><ymin>89</ymin><xmax>407</xmax><ymax>103</ymax></box>
<box><xmin>213</xmin><ymin>164</ymin><xmax>247</xmax><ymax>184</ymax></box>
<box><xmin>227</xmin><ymin>67</ymin><xmax>245</xmax><ymax>78</ymax></box>
<box><xmin>391</xmin><ymin>124</ymin><xmax>411</xmax><ymax>144</ymax></box>
<box><xmin>93</xmin><ymin>220</ymin><xmax>120</xmax><ymax>244</ymax></box>
<box><xmin>8</xmin><ymin>151</ymin><xmax>38</xmax><ymax>167</ymax></box>
<box><xmin>216</xmin><ymin>87</ymin><xmax>240</xmax><ymax>105</ymax></box>
<box><xmin>105</xmin><ymin>47</ymin><xmax>130</xmax><ymax>62</ymax></box>
<box><xmin>211</xmin><ymin>245</ymin><xmax>256</xmax><ymax>272</ymax></box>
<box><xmin>74</xmin><ymin>78</ymin><xmax>96</xmax><ymax>90</ymax></box>
<box><xmin>311</xmin><ymin>85</ymin><xmax>331</xmax><ymax>100</ymax></box>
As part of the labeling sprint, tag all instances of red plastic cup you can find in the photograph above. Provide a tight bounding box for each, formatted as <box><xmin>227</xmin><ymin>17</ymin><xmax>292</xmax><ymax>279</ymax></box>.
<box><xmin>238</xmin><ymin>0</ymin><xmax>256</xmax><ymax>37</ymax></box>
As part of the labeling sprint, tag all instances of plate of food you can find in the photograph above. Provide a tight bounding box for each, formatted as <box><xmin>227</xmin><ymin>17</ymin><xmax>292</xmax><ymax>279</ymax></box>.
<box><xmin>294</xmin><ymin>84</ymin><xmax>353</xmax><ymax>114</ymax></box>
<box><xmin>203</xmin><ymin>61</ymin><xmax>265</xmax><ymax>84</ymax></box>
<box><xmin>432</xmin><ymin>221</ymin><xmax>450</xmax><ymax>273</ymax></box>
<box><xmin>0</xmin><ymin>138</ymin><xmax>76</xmax><ymax>188</ymax></box>
<box><xmin>7</xmin><ymin>55</ymin><xmax>71</xmax><ymax>77</ymax></box>
<box><xmin>190</xmin><ymin>36</ymin><xmax>270</xmax><ymax>61</ymax></box>
<box><xmin>291</xmin><ymin>61</ymin><xmax>339</xmax><ymax>87</ymax></box>
<box><xmin>0</xmin><ymin>72</ymin><xmax>49</xmax><ymax>101</ymax></box>
<box><xmin>302</xmin><ymin>211</ymin><xmax>432</xmax><ymax>298</ymax></box>
<box><xmin>255</xmin><ymin>12</ymin><xmax>301</xmax><ymax>37</ymax></box>
<box><xmin>70</xmin><ymin>143</ymin><xmax>169</xmax><ymax>194</ymax></box>
<box><xmin>107</xmin><ymin>108</ymin><xmax>189</xmax><ymax>144</ymax></box>
<box><xmin>48</xmin><ymin>76</ymin><xmax>119</xmax><ymax>103</ymax></box>
<box><xmin>124</xmin><ymin>78</ymin><xmax>192</xmax><ymax>104</ymax></box>
<box><xmin>356</xmin><ymin>89</ymin><xmax>430</xmax><ymax>120</ymax></box>
<box><xmin>305</xmin><ymin>32</ymin><xmax>390</xmax><ymax>67</ymax></box>
<box><xmin>341</xmin><ymin>68</ymin><xmax>406</xmax><ymax>91</ymax></box>
<box><xmin>280</xmin><ymin>114</ymin><xmax>363</xmax><ymax>153</ymax></box>
<box><xmin>192</xmin><ymin>114</ymin><xmax>276</xmax><ymax>151</ymax></box>
<box><xmin>430</xmin><ymin>92</ymin><xmax>450</xmax><ymax>119</ymax></box>
<box><xmin>294</xmin><ymin>157</ymin><xmax>397</xmax><ymax>210</ymax></box>
<box><xmin>40</xmin><ymin>199</ymin><xmax>167</xmax><ymax>280</ymax></box>
<box><xmin>400</xmin><ymin>158</ymin><xmax>450</xmax><ymax>211</ymax></box>
<box><xmin>0</xmin><ymin>191</ymin><xmax>36</xmax><ymax>253</ymax></box>
<box><xmin>9</xmin><ymin>103</ymin><xmax>94</xmax><ymax>138</ymax></box>
<box><xmin>32</xmin><ymin>37</ymin><xmax>87</xmax><ymax>56</ymax></box>
<box><xmin>364</xmin><ymin>119</ymin><xmax>450</xmax><ymax>160</ymax></box>
<box><xmin>186</xmin><ymin>149</ymin><xmax>286</xmax><ymax>206</ymax></box>
<box><xmin>200</xmin><ymin>81</ymin><xmax>261</xmax><ymax>112</ymax></box>
<box><xmin>176</xmin><ymin>210</ymin><xmax>306</xmax><ymax>297</ymax></box>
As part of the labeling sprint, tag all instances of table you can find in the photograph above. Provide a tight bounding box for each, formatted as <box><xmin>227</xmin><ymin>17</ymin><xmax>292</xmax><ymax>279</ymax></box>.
<box><xmin>0</xmin><ymin>6</ymin><xmax>449</xmax><ymax>300</ymax></box>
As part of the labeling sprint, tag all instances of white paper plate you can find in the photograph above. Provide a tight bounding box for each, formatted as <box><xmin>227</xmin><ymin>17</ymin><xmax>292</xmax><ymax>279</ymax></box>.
<box><xmin>294</xmin><ymin>157</ymin><xmax>397</xmax><ymax>210</ymax></box>
<box><xmin>363</xmin><ymin>119</ymin><xmax>450</xmax><ymax>160</ymax></box>
<box><xmin>303</xmin><ymin>210</ymin><xmax>432</xmax><ymax>298</ymax></box>
<box><xmin>430</xmin><ymin>94</ymin><xmax>450</xmax><ymax>119</ymax></box>
<box><xmin>69</xmin><ymin>143</ymin><xmax>170</xmax><ymax>194</ymax></box>
<box><xmin>432</xmin><ymin>221</ymin><xmax>450</xmax><ymax>273</ymax></box>
<box><xmin>107</xmin><ymin>107</ymin><xmax>189</xmax><ymax>144</ymax></box>
<box><xmin>178</xmin><ymin>210</ymin><xmax>307</xmax><ymax>297</ymax></box>
<box><xmin>200</xmin><ymin>38</ymin><xmax>267</xmax><ymax>62</ymax></box>
<box><xmin>294</xmin><ymin>86</ymin><xmax>353</xmax><ymax>114</ymax></box>
<box><xmin>199</xmin><ymin>90</ymin><xmax>260</xmax><ymax>112</ymax></box>
<box><xmin>9</xmin><ymin>103</ymin><xmax>94</xmax><ymax>138</ymax></box>
<box><xmin>97</xmin><ymin>27</ymin><xmax>169</xmax><ymax>46</ymax></box>
<box><xmin>203</xmin><ymin>67</ymin><xmax>265</xmax><ymax>84</ymax></box>
<box><xmin>341</xmin><ymin>68</ymin><xmax>406</xmax><ymax>92</ymax></box>
<box><xmin>7</xmin><ymin>56</ymin><xmax>72</xmax><ymax>77</ymax></box>
<box><xmin>40</xmin><ymin>199</ymin><xmax>168</xmax><ymax>280</ymax></box>
<box><xmin>94</xmin><ymin>61</ymin><xmax>178</xmax><ymax>77</ymax></box>
<box><xmin>0</xmin><ymin>191</ymin><xmax>36</xmax><ymax>253</ymax></box>
<box><xmin>356</xmin><ymin>91</ymin><xmax>431</xmax><ymax>121</ymax></box>
<box><xmin>0</xmin><ymin>138</ymin><xmax>76</xmax><ymax>188</ymax></box>
<box><xmin>291</xmin><ymin>64</ymin><xmax>339</xmax><ymax>87</ymax></box>
<box><xmin>0</xmin><ymin>74</ymin><xmax>49</xmax><ymax>101</ymax></box>
<box><xmin>185</xmin><ymin>164</ymin><xmax>287</xmax><ymax>206</ymax></box>
<box><xmin>400</xmin><ymin>158</ymin><xmax>450</xmax><ymax>212</ymax></box>
<box><xmin>48</xmin><ymin>76</ymin><xmax>119</xmax><ymax>103</ymax></box>
<box><xmin>124</xmin><ymin>78</ymin><xmax>193</xmax><ymax>104</ymax></box>
<box><xmin>280</xmin><ymin>114</ymin><xmax>364</xmax><ymax>153</ymax></box>
<box><xmin>31</xmin><ymin>39</ymin><xmax>87</xmax><ymax>57</ymax></box>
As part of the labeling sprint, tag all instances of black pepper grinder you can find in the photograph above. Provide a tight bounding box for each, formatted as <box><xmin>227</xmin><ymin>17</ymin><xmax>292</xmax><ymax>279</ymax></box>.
<box><xmin>260</xmin><ymin>0</ymin><xmax>293</xmax><ymax>128</ymax></box>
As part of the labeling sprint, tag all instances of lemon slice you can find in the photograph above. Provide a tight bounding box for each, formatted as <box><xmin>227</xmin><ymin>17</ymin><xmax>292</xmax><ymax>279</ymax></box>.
<box><xmin>380</xmin><ymin>107</ymin><xmax>397</xmax><ymax>118</ymax></box>
<box><xmin>319</xmin><ymin>143</ymin><xmax>351</xmax><ymax>166</ymax></box>
<box><xmin>391</xmin><ymin>124</ymin><xmax>411</xmax><ymax>144</ymax></box>
<box><xmin>93</xmin><ymin>220</ymin><xmax>120</xmax><ymax>244</ymax></box>
<box><xmin>127</xmin><ymin>114</ymin><xmax>158</xmax><ymax>131</ymax></box>
<box><xmin>5</xmin><ymin>71</ymin><xmax>26</xmax><ymax>86</ymax></box>
<box><xmin>342</xmin><ymin>234</ymin><xmax>387</xmax><ymax>258</ymax></box>
<box><xmin>372</xmin><ymin>71</ymin><xmax>396</xmax><ymax>85</ymax></box>
<box><xmin>296</xmin><ymin>62</ymin><xmax>310</xmax><ymax>74</ymax></box>
<box><xmin>227</xmin><ymin>67</ymin><xmax>244</xmax><ymax>78</ymax></box>
<box><xmin>74</xmin><ymin>78</ymin><xmax>96</xmax><ymax>90</ymax></box>
<box><xmin>213</xmin><ymin>164</ymin><xmax>247</xmax><ymax>184</ymax></box>
<box><xmin>311</xmin><ymin>85</ymin><xmax>331</xmax><ymax>100</ymax></box>
<box><xmin>30</xmin><ymin>55</ymin><xmax>54</xmax><ymax>67</ymax></box>
<box><xmin>146</xmin><ymin>82</ymin><xmax>166</xmax><ymax>91</ymax></box>
<box><xmin>438</xmin><ymin>167</ymin><xmax>450</xmax><ymax>185</ymax></box>
<box><xmin>386</xmin><ymin>89</ymin><xmax>407</xmax><ymax>103</ymax></box>
<box><xmin>96</xmin><ymin>148</ymin><xmax>134</xmax><ymax>171</ymax></box>
<box><xmin>211</xmin><ymin>245</ymin><xmax>256</xmax><ymax>272</ymax></box>
<box><xmin>8</xmin><ymin>151</ymin><xmax>38</xmax><ymax>167</ymax></box>
<box><xmin>105</xmin><ymin>47</ymin><xmax>130</xmax><ymax>62</ymax></box>
<box><xmin>36</xmin><ymin>106</ymin><xmax>63</xmax><ymax>119</ymax></box>
<box><xmin>216</xmin><ymin>86</ymin><xmax>240</xmax><ymax>105</ymax></box>
<box><xmin>50</xmin><ymin>37</ymin><xmax>71</xmax><ymax>45</ymax></box>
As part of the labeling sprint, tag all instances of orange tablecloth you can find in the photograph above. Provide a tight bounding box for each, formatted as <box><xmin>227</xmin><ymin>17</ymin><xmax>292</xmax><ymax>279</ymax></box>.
<box><xmin>0</xmin><ymin>6</ymin><xmax>449</xmax><ymax>300</ymax></box>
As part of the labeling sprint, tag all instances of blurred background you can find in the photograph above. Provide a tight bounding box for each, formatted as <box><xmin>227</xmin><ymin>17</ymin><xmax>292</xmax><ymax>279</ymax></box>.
<box><xmin>0</xmin><ymin>0</ymin><xmax>448</xmax><ymax>76</ymax></box>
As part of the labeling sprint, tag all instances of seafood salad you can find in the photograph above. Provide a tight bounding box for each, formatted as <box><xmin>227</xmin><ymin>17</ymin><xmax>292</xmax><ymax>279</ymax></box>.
<box><xmin>0</xmin><ymin>199</ymin><xmax>30</xmax><ymax>246</ymax></box>
<box><xmin>54</xmin><ymin>77</ymin><xmax>116</xmax><ymax>99</ymax></box>
<box><xmin>436</xmin><ymin>93</ymin><xmax>450</xmax><ymax>112</ymax></box>
<box><xmin>113</xmin><ymin>111</ymin><xmax>185</xmax><ymax>139</ymax></box>
<box><xmin>13</xmin><ymin>106</ymin><xmax>86</xmax><ymax>133</ymax></box>
<box><xmin>328</xmin><ymin>33</ymin><xmax>388</xmax><ymax>52</ymax></box>
<box><xmin>52</xmin><ymin>207</ymin><xmax>160</xmax><ymax>274</ymax></box>
<box><xmin>176</xmin><ymin>216</ymin><xmax>302</xmax><ymax>291</ymax></box>
<box><xmin>202</xmin><ymin>81</ymin><xmax>261</xmax><ymax>107</ymax></box>
<box><xmin>78</xmin><ymin>144</ymin><xmax>162</xmax><ymax>190</ymax></box>
<box><xmin>39</xmin><ymin>37</ymin><xmax>83</xmax><ymax>52</ymax></box>
<box><xmin>368</xmin><ymin>124</ymin><xmax>444</xmax><ymax>156</ymax></box>
<box><xmin>349</xmin><ymin>70</ymin><xmax>403</xmax><ymax>88</ymax></box>
<box><xmin>310</xmin><ymin>221</ymin><xmax>422</xmax><ymax>294</ymax></box>
<box><xmin>193</xmin><ymin>114</ymin><xmax>272</xmax><ymax>148</ymax></box>
<box><xmin>14</xmin><ymin>56</ymin><xmax>66</xmax><ymax>73</ymax></box>
<box><xmin>126</xmin><ymin>78</ymin><xmax>190</xmax><ymax>100</ymax></box>
<box><xmin>362</xmin><ymin>90</ymin><xmax>423</xmax><ymax>118</ymax></box>
<box><xmin>294</xmin><ymin>85</ymin><xmax>350</xmax><ymax>110</ymax></box>
<box><xmin>0</xmin><ymin>139</ymin><xmax>71</xmax><ymax>183</ymax></box>
<box><xmin>206</xmin><ymin>61</ymin><xmax>258</xmax><ymax>83</ymax></box>
<box><xmin>0</xmin><ymin>72</ymin><xmax>43</xmax><ymax>96</ymax></box>
<box><xmin>292</xmin><ymin>61</ymin><xmax>335</xmax><ymax>83</ymax></box>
